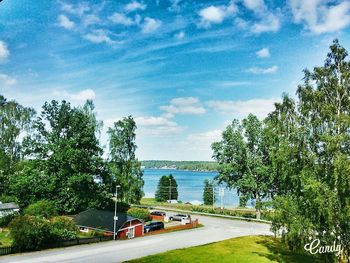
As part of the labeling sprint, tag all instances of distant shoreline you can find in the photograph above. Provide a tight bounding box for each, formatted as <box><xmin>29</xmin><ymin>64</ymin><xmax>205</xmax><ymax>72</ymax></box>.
<box><xmin>142</xmin><ymin>167</ymin><xmax>218</xmax><ymax>173</ymax></box>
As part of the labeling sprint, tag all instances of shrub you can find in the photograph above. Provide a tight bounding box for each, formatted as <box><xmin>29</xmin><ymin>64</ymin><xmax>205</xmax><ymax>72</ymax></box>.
<box><xmin>9</xmin><ymin>215</ymin><xmax>52</xmax><ymax>251</ymax></box>
<box><xmin>0</xmin><ymin>212</ymin><xmax>19</xmax><ymax>227</ymax></box>
<box><xmin>24</xmin><ymin>200</ymin><xmax>57</xmax><ymax>218</ymax></box>
<box><xmin>127</xmin><ymin>207</ymin><xmax>150</xmax><ymax>222</ymax></box>
<box><xmin>50</xmin><ymin>216</ymin><xmax>78</xmax><ymax>241</ymax></box>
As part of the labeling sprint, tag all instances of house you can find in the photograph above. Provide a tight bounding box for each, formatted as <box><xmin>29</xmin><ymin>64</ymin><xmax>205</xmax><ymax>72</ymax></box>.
<box><xmin>0</xmin><ymin>202</ymin><xmax>20</xmax><ymax>217</ymax></box>
<box><xmin>74</xmin><ymin>209</ymin><xmax>144</xmax><ymax>239</ymax></box>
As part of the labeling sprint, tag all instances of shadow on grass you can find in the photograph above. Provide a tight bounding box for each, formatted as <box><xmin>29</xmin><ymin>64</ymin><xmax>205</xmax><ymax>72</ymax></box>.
<box><xmin>254</xmin><ymin>237</ymin><xmax>323</xmax><ymax>263</ymax></box>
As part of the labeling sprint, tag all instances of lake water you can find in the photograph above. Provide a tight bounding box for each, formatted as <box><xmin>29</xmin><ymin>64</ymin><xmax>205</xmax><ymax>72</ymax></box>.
<box><xmin>143</xmin><ymin>168</ymin><xmax>240</xmax><ymax>208</ymax></box>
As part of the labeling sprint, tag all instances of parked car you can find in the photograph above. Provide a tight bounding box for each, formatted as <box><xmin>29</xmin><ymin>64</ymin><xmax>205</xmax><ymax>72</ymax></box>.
<box><xmin>144</xmin><ymin>221</ymin><xmax>164</xmax><ymax>233</ymax></box>
<box><xmin>169</xmin><ymin>214</ymin><xmax>191</xmax><ymax>221</ymax></box>
<box><xmin>150</xmin><ymin>211</ymin><xmax>166</xmax><ymax>217</ymax></box>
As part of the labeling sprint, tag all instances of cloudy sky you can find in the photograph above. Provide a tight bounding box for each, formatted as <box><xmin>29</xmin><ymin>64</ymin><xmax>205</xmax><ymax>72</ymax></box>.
<box><xmin>1</xmin><ymin>0</ymin><xmax>350</xmax><ymax>160</ymax></box>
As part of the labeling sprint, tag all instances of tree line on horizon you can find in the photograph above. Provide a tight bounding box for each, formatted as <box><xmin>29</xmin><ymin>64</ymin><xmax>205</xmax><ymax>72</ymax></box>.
<box><xmin>212</xmin><ymin>40</ymin><xmax>350</xmax><ymax>261</ymax></box>
<box><xmin>0</xmin><ymin>97</ymin><xmax>144</xmax><ymax>214</ymax></box>
<box><xmin>141</xmin><ymin>160</ymin><xmax>218</xmax><ymax>171</ymax></box>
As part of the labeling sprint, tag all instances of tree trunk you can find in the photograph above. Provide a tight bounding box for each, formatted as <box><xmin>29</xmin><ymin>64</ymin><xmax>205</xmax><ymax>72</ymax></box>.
<box><xmin>256</xmin><ymin>193</ymin><xmax>261</xmax><ymax>220</ymax></box>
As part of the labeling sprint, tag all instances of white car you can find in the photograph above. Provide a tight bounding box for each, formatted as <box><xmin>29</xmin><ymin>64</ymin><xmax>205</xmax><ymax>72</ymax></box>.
<box><xmin>169</xmin><ymin>214</ymin><xmax>191</xmax><ymax>221</ymax></box>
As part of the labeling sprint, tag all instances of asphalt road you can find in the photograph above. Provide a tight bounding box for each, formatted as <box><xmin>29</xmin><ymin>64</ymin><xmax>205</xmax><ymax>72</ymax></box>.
<box><xmin>1</xmin><ymin>214</ymin><xmax>272</xmax><ymax>263</ymax></box>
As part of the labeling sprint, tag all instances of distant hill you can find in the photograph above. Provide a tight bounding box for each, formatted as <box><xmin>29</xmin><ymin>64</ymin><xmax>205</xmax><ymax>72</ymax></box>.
<box><xmin>141</xmin><ymin>160</ymin><xmax>218</xmax><ymax>172</ymax></box>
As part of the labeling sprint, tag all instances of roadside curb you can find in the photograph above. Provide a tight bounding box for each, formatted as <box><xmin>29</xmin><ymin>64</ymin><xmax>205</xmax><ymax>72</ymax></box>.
<box><xmin>131</xmin><ymin>204</ymin><xmax>271</xmax><ymax>224</ymax></box>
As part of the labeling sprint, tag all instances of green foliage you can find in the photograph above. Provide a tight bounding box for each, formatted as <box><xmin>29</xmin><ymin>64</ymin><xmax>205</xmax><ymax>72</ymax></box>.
<box><xmin>50</xmin><ymin>216</ymin><xmax>78</xmax><ymax>241</ymax></box>
<box><xmin>0</xmin><ymin>212</ymin><xmax>19</xmax><ymax>227</ymax></box>
<box><xmin>108</xmin><ymin>116</ymin><xmax>144</xmax><ymax>204</ymax></box>
<box><xmin>155</xmin><ymin>174</ymin><xmax>178</xmax><ymax>202</ymax></box>
<box><xmin>9</xmin><ymin>215</ymin><xmax>52</xmax><ymax>251</ymax></box>
<box><xmin>0</xmin><ymin>95</ymin><xmax>35</xmax><ymax>195</ymax></box>
<box><xmin>9</xmin><ymin>215</ymin><xmax>78</xmax><ymax>251</ymax></box>
<box><xmin>141</xmin><ymin>160</ymin><xmax>218</xmax><ymax>171</ymax></box>
<box><xmin>264</xmin><ymin>40</ymin><xmax>350</xmax><ymax>262</ymax></box>
<box><xmin>24</xmin><ymin>200</ymin><xmax>58</xmax><ymax>218</ymax></box>
<box><xmin>127</xmin><ymin>207</ymin><xmax>150</xmax><ymax>222</ymax></box>
<box><xmin>203</xmin><ymin>179</ymin><xmax>215</xmax><ymax>205</ymax></box>
<box><xmin>212</xmin><ymin>114</ymin><xmax>272</xmax><ymax>219</ymax></box>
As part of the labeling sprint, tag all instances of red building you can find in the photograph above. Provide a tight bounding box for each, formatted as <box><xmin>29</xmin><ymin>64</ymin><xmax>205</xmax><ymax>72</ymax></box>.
<box><xmin>74</xmin><ymin>208</ymin><xmax>144</xmax><ymax>239</ymax></box>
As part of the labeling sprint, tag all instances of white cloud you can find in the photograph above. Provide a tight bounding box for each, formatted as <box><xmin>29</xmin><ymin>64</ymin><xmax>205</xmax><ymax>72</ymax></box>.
<box><xmin>125</xmin><ymin>1</ymin><xmax>146</xmax><ymax>12</ymax></box>
<box><xmin>290</xmin><ymin>0</ymin><xmax>350</xmax><ymax>34</ymax></box>
<box><xmin>53</xmin><ymin>89</ymin><xmax>96</xmax><ymax>102</ymax></box>
<box><xmin>58</xmin><ymin>14</ymin><xmax>75</xmax><ymax>30</ymax></box>
<box><xmin>256</xmin><ymin>47</ymin><xmax>270</xmax><ymax>58</ymax></box>
<box><xmin>135</xmin><ymin>116</ymin><xmax>177</xmax><ymax>127</ymax></box>
<box><xmin>221</xmin><ymin>81</ymin><xmax>252</xmax><ymax>87</ymax></box>
<box><xmin>109</xmin><ymin>13</ymin><xmax>140</xmax><ymax>26</ymax></box>
<box><xmin>247</xmin><ymin>65</ymin><xmax>278</xmax><ymax>74</ymax></box>
<box><xmin>242</xmin><ymin>0</ymin><xmax>280</xmax><ymax>33</ymax></box>
<box><xmin>141</xmin><ymin>17</ymin><xmax>162</xmax><ymax>33</ymax></box>
<box><xmin>83</xmin><ymin>14</ymin><xmax>101</xmax><ymax>27</ymax></box>
<box><xmin>61</xmin><ymin>2</ymin><xmax>90</xmax><ymax>16</ymax></box>
<box><xmin>184</xmin><ymin>129</ymin><xmax>222</xmax><ymax>153</ymax></box>
<box><xmin>174</xmin><ymin>31</ymin><xmax>185</xmax><ymax>40</ymax></box>
<box><xmin>207</xmin><ymin>98</ymin><xmax>279</xmax><ymax>119</ymax></box>
<box><xmin>0</xmin><ymin>73</ymin><xmax>17</xmax><ymax>86</ymax></box>
<box><xmin>160</xmin><ymin>97</ymin><xmax>206</xmax><ymax>117</ymax></box>
<box><xmin>198</xmin><ymin>1</ymin><xmax>236</xmax><ymax>28</ymax></box>
<box><xmin>84</xmin><ymin>29</ymin><xmax>115</xmax><ymax>44</ymax></box>
<box><xmin>135</xmin><ymin>116</ymin><xmax>184</xmax><ymax>137</ymax></box>
<box><xmin>0</xmin><ymin>41</ymin><xmax>10</xmax><ymax>63</ymax></box>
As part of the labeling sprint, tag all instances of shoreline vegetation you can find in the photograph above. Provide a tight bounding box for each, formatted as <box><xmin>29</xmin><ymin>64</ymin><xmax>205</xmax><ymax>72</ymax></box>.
<box><xmin>141</xmin><ymin>160</ymin><xmax>218</xmax><ymax>172</ymax></box>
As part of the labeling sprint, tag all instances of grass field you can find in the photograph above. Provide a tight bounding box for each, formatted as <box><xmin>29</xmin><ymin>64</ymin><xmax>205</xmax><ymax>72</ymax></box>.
<box><xmin>126</xmin><ymin>235</ymin><xmax>322</xmax><ymax>263</ymax></box>
<box><xmin>0</xmin><ymin>229</ymin><xmax>12</xmax><ymax>247</ymax></box>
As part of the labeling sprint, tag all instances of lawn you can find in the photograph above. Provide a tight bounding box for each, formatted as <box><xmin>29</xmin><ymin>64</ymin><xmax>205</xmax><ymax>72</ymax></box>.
<box><xmin>126</xmin><ymin>235</ymin><xmax>322</xmax><ymax>263</ymax></box>
<box><xmin>0</xmin><ymin>228</ymin><xmax>13</xmax><ymax>247</ymax></box>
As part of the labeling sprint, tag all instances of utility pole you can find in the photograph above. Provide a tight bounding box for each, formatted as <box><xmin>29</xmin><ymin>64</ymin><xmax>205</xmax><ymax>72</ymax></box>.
<box><xmin>220</xmin><ymin>187</ymin><xmax>224</xmax><ymax>210</ymax></box>
<box><xmin>212</xmin><ymin>186</ymin><xmax>215</xmax><ymax>208</ymax></box>
<box><xmin>113</xmin><ymin>185</ymin><xmax>120</xmax><ymax>240</ymax></box>
<box><xmin>169</xmin><ymin>178</ymin><xmax>172</xmax><ymax>202</ymax></box>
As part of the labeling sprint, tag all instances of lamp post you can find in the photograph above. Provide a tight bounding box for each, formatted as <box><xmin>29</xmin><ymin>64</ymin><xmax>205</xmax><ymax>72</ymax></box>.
<box><xmin>113</xmin><ymin>185</ymin><xmax>120</xmax><ymax>240</ymax></box>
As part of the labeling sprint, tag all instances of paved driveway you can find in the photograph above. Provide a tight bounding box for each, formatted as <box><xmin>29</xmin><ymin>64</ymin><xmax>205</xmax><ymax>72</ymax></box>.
<box><xmin>1</xmin><ymin>214</ymin><xmax>272</xmax><ymax>263</ymax></box>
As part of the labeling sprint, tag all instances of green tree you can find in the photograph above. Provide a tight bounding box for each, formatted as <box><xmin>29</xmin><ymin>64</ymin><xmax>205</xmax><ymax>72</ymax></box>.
<box><xmin>0</xmin><ymin>95</ymin><xmax>35</xmax><ymax>195</ymax></box>
<box><xmin>212</xmin><ymin>114</ymin><xmax>272</xmax><ymax>219</ymax></box>
<box><xmin>24</xmin><ymin>200</ymin><xmax>58</xmax><ymax>218</ymax></box>
<box><xmin>108</xmin><ymin>116</ymin><xmax>144</xmax><ymax>204</ymax></box>
<box><xmin>25</xmin><ymin>100</ymin><xmax>110</xmax><ymax>213</ymax></box>
<box><xmin>203</xmin><ymin>179</ymin><xmax>215</xmax><ymax>205</ymax></box>
<box><xmin>267</xmin><ymin>40</ymin><xmax>350</xmax><ymax>262</ymax></box>
<box><xmin>155</xmin><ymin>174</ymin><xmax>178</xmax><ymax>202</ymax></box>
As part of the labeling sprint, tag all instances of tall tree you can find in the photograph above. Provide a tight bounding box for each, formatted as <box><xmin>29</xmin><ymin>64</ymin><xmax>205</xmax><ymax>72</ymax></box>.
<box><xmin>108</xmin><ymin>116</ymin><xmax>144</xmax><ymax>204</ymax></box>
<box><xmin>268</xmin><ymin>40</ymin><xmax>350</xmax><ymax>262</ymax></box>
<box><xmin>203</xmin><ymin>179</ymin><xmax>215</xmax><ymax>205</ymax></box>
<box><xmin>212</xmin><ymin>114</ymin><xmax>272</xmax><ymax>219</ymax></box>
<box><xmin>0</xmin><ymin>95</ymin><xmax>35</xmax><ymax>195</ymax></box>
<box><xmin>155</xmin><ymin>174</ymin><xmax>178</xmax><ymax>202</ymax></box>
<box><xmin>23</xmin><ymin>100</ymin><xmax>109</xmax><ymax>213</ymax></box>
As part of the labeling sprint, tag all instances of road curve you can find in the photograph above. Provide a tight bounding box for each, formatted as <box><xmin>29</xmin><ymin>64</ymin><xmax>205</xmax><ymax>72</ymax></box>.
<box><xmin>1</xmin><ymin>214</ymin><xmax>272</xmax><ymax>263</ymax></box>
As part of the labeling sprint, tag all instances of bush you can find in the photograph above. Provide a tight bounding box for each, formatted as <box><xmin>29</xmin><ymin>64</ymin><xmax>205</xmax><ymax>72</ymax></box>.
<box><xmin>24</xmin><ymin>200</ymin><xmax>57</xmax><ymax>218</ymax></box>
<box><xmin>50</xmin><ymin>216</ymin><xmax>78</xmax><ymax>241</ymax></box>
<box><xmin>127</xmin><ymin>207</ymin><xmax>150</xmax><ymax>222</ymax></box>
<box><xmin>0</xmin><ymin>212</ymin><xmax>19</xmax><ymax>227</ymax></box>
<box><xmin>9</xmin><ymin>215</ymin><xmax>52</xmax><ymax>251</ymax></box>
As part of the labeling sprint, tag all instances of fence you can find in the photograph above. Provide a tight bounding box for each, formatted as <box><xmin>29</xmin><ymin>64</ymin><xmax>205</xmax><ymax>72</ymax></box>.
<box><xmin>0</xmin><ymin>236</ymin><xmax>113</xmax><ymax>257</ymax></box>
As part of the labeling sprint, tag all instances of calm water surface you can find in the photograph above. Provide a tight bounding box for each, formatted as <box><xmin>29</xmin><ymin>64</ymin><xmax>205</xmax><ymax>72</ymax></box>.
<box><xmin>143</xmin><ymin>168</ymin><xmax>240</xmax><ymax>207</ymax></box>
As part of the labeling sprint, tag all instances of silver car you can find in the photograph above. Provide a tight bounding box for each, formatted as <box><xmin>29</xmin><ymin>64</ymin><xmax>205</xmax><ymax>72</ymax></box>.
<box><xmin>169</xmin><ymin>214</ymin><xmax>191</xmax><ymax>221</ymax></box>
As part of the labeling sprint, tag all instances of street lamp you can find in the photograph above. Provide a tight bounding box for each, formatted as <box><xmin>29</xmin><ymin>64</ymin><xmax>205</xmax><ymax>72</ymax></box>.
<box><xmin>113</xmin><ymin>185</ymin><xmax>120</xmax><ymax>240</ymax></box>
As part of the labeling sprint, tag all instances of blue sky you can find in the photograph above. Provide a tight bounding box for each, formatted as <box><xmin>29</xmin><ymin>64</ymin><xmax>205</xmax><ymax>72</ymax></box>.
<box><xmin>1</xmin><ymin>0</ymin><xmax>350</xmax><ymax>160</ymax></box>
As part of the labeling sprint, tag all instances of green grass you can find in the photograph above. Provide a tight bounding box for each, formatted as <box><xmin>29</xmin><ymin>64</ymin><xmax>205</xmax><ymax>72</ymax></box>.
<box><xmin>0</xmin><ymin>228</ymin><xmax>13</xmax><ymax>247</ymax></box>
<box><xmin>126</xmin><ymin>235</ymin><xmax>322</xmax><ymax>263</ymax></box>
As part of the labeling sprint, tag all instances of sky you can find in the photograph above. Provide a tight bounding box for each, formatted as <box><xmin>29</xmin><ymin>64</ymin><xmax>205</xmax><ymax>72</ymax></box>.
<box><xmin>1</xmin><ymin>0</ymin><xmax>350</xmax><ymax>161</ymax></box>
